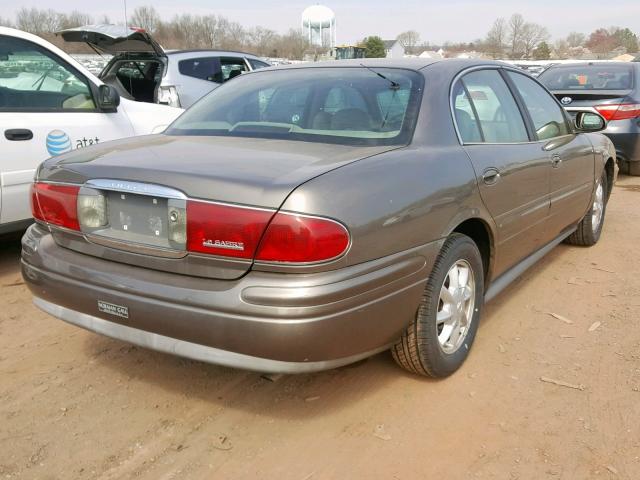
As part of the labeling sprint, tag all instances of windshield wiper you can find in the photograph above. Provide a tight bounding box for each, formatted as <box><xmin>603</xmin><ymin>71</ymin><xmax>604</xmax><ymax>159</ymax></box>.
<box><xmin>360</xmin><ymin>64</ymin><xmax>400</xmax><ymax>90</ymax></box>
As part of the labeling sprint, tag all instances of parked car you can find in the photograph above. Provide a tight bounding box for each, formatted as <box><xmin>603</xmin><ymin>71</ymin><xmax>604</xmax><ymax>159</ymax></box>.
<box><xmin>0</xmin><ymin>27</ymin><xmax>182</xmax><ymax>234</ymax></box>
<box><xmin>58</xmin><ymin>24</ymin><xmax>271</xmax><ymax>109</ymax></box>
<box><xmin>22</xmin><ymin>59</ymin><xmax>616</xmax><ymax>377</ymax></box>
<box><xmin>538</xmin><ymin>62</ymin><xmax>640</xmax><ymax>175</ymax></box>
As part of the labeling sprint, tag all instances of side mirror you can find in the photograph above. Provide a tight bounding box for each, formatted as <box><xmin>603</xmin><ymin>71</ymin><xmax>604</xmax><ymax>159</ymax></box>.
<box><xmin>574</xmin><ymin>111</ymin><xmax>606</xmax><ymax>133</ymax></box>
<box><xmin>97</xmin><ymin>84</ymin><xmax>120</xmax><ymax>112</ymax></box>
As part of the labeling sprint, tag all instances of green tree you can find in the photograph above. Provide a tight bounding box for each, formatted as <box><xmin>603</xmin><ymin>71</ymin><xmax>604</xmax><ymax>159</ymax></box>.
<box><xmin>612</xmin><ymin>27</ymin><xmax>638</xmax><ymax>53</ymax></box>
<box><xmin>361</xmin><ymin>36</ymin><xmax>386</xmax><ymax>58</ymax></box>
<box><xmin>533</xmin><ymin>41</ymin><xmax>551</xmax><ymax>60</ymax></box>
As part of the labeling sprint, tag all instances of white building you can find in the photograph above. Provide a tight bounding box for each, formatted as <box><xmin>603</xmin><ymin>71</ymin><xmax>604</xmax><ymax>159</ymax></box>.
<box><xmin>383</xmin><ymin>40</ymin><xmax>405</xmax><ymax>59</ymax></box>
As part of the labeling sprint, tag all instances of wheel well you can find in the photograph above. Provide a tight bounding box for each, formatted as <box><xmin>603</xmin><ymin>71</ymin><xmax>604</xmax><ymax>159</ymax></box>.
<box><xmin>604</xmin><ymin>158</ymin><xmax>615</xmax><ymax>200</ymax></box>
<box><xmin>453</xmin><ymin>219</ymin><xmax>492</xmax><ymax>279</ymax></box>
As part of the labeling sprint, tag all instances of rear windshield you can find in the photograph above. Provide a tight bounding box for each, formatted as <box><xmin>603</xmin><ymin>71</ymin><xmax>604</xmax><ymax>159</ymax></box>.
<box><xmin>166</xmin><ymin>67</ymin><xmax>424</xmax><ymax>146</ymax></box>
<box><xmin>540</xmin><ymin>65</ymin><xmax>633</xmax><ymax>91</ymax></box>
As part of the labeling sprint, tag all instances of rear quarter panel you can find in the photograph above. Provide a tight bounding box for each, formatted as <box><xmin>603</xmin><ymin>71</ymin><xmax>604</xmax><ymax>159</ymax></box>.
<box><xmin>274</xmin><ymin>144</ymin><xmax>494</xmax><ymax>272</ymax></box>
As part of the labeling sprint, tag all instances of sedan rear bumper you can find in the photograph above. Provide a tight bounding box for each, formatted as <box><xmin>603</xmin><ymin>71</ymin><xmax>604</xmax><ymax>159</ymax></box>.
<box><xmin>33</xmin><ymin>297</ymin><xmax>388</xmax><ymax>373</ymax></box>
<box><xmin>603</xmin><ymin>118</ymin><xmax>640</xmax><ymax>163</ymax></box>
<box><xmin>22</xmin><ymin>224</ymin><xmax>439</xmax><ymax>372</ymax></box>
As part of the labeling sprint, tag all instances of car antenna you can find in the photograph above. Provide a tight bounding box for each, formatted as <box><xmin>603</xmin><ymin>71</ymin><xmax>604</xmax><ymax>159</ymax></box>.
<box><xmin>360</xmin><ymin>63</ymin><xmax>400</xmax><ymax>89</ymax></box>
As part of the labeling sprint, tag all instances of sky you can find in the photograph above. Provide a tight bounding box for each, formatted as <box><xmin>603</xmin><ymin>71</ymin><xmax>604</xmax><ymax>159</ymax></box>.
<box><xmin>1</xmin><ymin>0</ymin><xmax>640</xmax><ymax>45</ymax></box>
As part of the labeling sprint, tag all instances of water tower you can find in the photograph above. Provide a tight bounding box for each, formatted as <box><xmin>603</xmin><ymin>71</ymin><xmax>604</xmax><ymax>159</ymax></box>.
<box><xmin>302</xmin><ymin>5</ymin><xmax>336</xmax><ymax>48</ymax></box>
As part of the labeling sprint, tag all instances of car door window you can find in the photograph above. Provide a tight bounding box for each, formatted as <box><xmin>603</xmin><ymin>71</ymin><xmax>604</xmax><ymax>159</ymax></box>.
<box><xmin>220</xmin><ymin>57</ymin><xmax>248</xmax><ymax>82</ymax></box>
<box><xmin>0</xmin><ymin>35</ymin><xmax>95</xmax><ymax>111</ymax></box>
<box><xmin>459</xmin><ymin>70</ymin><xmax>529</xmax><ymax>143</ymax></box>
<box><xmin>506</xmin><ymin>71</ymin><xmax>570</xmax><ymax>141</ymax></box>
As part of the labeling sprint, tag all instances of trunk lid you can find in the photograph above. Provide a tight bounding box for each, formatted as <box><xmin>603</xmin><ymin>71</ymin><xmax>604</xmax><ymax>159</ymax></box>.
<box><xmin>38</xmin><ymin>134</ymin><xmax>397</xmax><ymax>279</ymax></box>
<box><xmin>549</xmin><ymin>89</ymin><xmax>633</xmax><ymax>108</ymax></box>
<box><xmin>57</xmin><ymin>24</ymin><xmax>165</xmax><ymax>57</ymax></box>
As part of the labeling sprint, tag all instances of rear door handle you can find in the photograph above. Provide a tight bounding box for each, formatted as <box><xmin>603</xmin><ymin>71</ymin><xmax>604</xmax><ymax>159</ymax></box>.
<box><xmin>482</xmin><ymin>168</ymin><xmax>500</xmax><ymax>185</ymax></box>
<box><xmin>551</xmin><ymin>154</ymin><xmax>562</xmax><ymax>168</ymax></box>
<box><xmin>5</xmin><ymin>129</ymin><xmax>33</xmax><ymax>141</ymax></box>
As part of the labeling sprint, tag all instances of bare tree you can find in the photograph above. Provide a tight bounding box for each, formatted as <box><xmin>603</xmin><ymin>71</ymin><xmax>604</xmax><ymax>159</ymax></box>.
<box><xmin>553</xmin><ymin>39</ymin><xmax>570</xmax><ymax>59</ymax></box>
<box><xmin>130</xmin><ymin>6</ymin><xmax>160</xmax><ymax>33</ymax></box>
<box><xmin>484</xmin><ymin>18</ymin><xmax>506</xmax><ymax>58</ymax></box>
<box><xmin>16</xmin><ymin>8</ymin><xmax>56</xmax><ymax>33</ymax></box>
<box><xmin>0</xmin><ymin>16</ymin><xmax>14</xmax><ymax>27</ymax></box>
<box><xmin>58</xmin><ymin>11</ymin><xmax>93</xmax><ymax>30</ymax></box>
<box><xmin>520</xmin><ymin>23</ymin><xmax>549</xmax><ymax>58</ymax></box>
<box><xmin>508</xmin><ymin>13</ymin><xmax>525</xmax><ymax>59</ymax></box>
<box><xmin>197</xmin><ymin>15</ymin><xmax>220</xmax><ymax>48</ymax></box>
<box><xmin>278</xmin><ymin>29</ymin><xmax>311</xmax><ymax>60</ymax></box>
<box><xmin>248</xmin><ymin>26</ymin><xmax>277</xmax><ymax>56</ymax></box>
<box><xmin>218</xmin><ymin>18</ymin><xmax>247</xmax><ymax>51</ymax></box>
<box><xmin>566</xmin><ymin>32</ymin><xmax>585</xmax><ymax>48</ymax></box>
<box><xmin>396</xmin><ymin>30</ymin><xmax>421</xmax><ymax>54</ymax></box>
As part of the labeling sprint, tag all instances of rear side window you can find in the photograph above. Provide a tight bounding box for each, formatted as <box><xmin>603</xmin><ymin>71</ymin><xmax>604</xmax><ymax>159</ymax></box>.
<box><xmin>457</xmin><ymin>70</ymin><xmax>529</xmax><ymax>143</ymax></box>
<box><xmin>248</xmin><ymin>59</ymin><xmax>270</xmax><ymax>70</ymax></box>
<box><xmin>507</xmin><ymin>71</ymin><xmax>569</xmax><ymax>140</ymax></box>
<box><xmin>452</xmin><ymin>82</ymin><xmax>482</xmax><ymax>142</ymax></box>
<box><xmin>178</xmin><ymin>57</ymin><xmax>247</xmax><ymax>83</ymax></box>
<box><xmin>540</xmin><ymin>65</ymin><xmax>633</xmax><ymax>90</ymax></box>
<box><xmin>178</xmin><ymin>57</ymin><xmax>219</xmax><ymax>82</ymax></box>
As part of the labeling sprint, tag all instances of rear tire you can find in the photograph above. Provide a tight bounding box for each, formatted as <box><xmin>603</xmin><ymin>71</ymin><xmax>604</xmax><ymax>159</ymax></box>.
<box><xmin>392</xmin><ymin>233</ymin><xmax>484</xmax><ymax>378</ymax></box>
<box><xmin>565</xmin><ymin>170</ymin><xmax>608</xmax><ymax>247</ymax></box>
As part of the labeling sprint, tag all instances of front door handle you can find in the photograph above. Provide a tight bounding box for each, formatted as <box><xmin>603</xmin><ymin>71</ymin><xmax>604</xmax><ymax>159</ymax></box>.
<box><xmin>482</xmin><ymin>168</ymin><xmax>501</xmax><ymax>185</ymax></box>
<box><xmin>551</xmin><ymin>154</ymin><xmax>562</xmax><ymax>168</ymax></box>
<box><xmin>5</xmin><ymin>129</ymin><xmax>33</xmax><ymax>141</ymax></box>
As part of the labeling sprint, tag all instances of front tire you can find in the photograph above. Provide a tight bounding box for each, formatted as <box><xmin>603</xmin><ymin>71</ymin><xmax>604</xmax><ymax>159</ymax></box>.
<box><xmin>392</xmin><ymin>233</ymin><xmax>484</xmax><ymax>378</ymax></box>
<box><xmin>565</xmin><ymin>170</ymin><xmax>608</xmax><ymax>247</ymax></box>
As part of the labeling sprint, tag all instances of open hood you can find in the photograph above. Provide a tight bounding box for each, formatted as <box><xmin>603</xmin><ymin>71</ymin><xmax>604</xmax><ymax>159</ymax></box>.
<box><xmin>57</xmin><ymin>24</ymin><xmax>165</xmax><ymax>56</ymax></box>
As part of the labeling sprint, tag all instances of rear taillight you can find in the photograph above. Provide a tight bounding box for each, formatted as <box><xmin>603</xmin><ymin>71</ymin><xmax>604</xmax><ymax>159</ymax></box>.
<box><xmin>186</xmin><ymin>201</ymin><xmax>350</xmax><ymax>263</ymax></box>
<box><xmin>32</xmin><ymin>182</ymin><xmax>350</xmax><ymax>264</ymax></box>
<box><xmin>157</xmin><ymin>86</ymin><xmax>181</xmax><ymax>108</ymax></box>
<box><xmin>255</xmin><ymin>212</ymin><xmax>350</xmax><ymax>263</ymax></box>
<box><xmin>31</xmin><ymin>182</ymin><xmax>80</xmax><ymax>230</ymax></box>
<box><xmin>594</xmin><ymin>103</ymin><xmax>640</xmax><ymax>121</ymax></box>
<box><xmin>186</xmin><ymin>201</ymin><xmax>274</xmax><ymax>259</ymax></box>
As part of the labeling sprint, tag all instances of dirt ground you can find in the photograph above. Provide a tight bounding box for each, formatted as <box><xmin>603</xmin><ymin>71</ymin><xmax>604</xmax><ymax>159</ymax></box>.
<box><xmin>1</xmin><ymin>176</ymin><xmax>639</xmax><ymax>480</ymax></box>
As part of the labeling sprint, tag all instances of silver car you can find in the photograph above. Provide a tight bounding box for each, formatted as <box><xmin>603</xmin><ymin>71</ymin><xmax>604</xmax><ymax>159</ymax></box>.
<box><xmin>58</xmin><ymin>25</ymin><xmax>271</xmax><ymax>109</ymax></box>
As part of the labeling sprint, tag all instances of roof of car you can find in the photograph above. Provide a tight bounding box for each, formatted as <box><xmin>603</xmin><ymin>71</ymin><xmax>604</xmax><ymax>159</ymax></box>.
<box><xmin>542</xmin><ymin>61</ymin><xmax>640</xmax><ymax>70</ymax></box>
<box><xmin>261</xmin><ymin>58</ymin><xmax>505</xmax><ymax>72</ymax></box>
<box><xmin>165</xmin><ymin>49</ymin><xmax>262</xmax><ymax>59</ymax></box>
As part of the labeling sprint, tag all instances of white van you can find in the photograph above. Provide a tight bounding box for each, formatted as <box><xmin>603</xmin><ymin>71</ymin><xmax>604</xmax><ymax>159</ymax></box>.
<box><xmin>0</xmin><ymin>27</ymin><xmax>183</xmax><ymax>234</ymax></box>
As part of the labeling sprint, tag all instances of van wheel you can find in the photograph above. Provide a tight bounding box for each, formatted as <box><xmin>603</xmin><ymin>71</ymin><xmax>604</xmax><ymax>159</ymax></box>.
<box><xmin>565</xmin><ymin>171</ymin><xmax>607</xmax><ymax>247</ymax></box>
<box><xmin>392</xmin><ymin>233</ymin><xmax>484</xmax><ymax>378</ymax></box>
